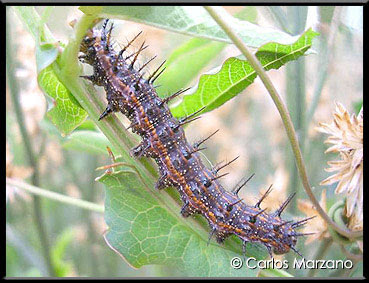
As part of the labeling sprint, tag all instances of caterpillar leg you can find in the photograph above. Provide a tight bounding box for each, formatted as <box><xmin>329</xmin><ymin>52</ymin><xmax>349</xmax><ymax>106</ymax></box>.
<box><xmin>130</xmin><ymin>141</ymin><xmax>156</xmax><ymax>159</ymax></box>
<box><xmin>180</xmin><ymin>201</ymin><xmax>198</xmax><ymax>217</ymax></box>
<box><xmin>155</xmin><ymin>172</ymin><xmax>172</xmax><ymax>190</ymax></box>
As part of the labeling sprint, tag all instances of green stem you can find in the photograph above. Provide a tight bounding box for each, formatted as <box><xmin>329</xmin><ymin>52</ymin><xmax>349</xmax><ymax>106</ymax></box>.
<box><xmin>307</xmin><ymin>238</ymin><xmax>333</xmax><ymax>277</ymax></box>
<box><xmin>204</xmin><ymin>6</ymin><xmax>362</xmax><ymax>240</ymax></box>
<box><xmin>6</xmin><ymin>14</ymin><xmax>56</xmax><ymax>276</ymax></box>
<box><xmin>6</xmin><ymin>178</ymin><xmax>104</xmax><ymax>213</ymax></box>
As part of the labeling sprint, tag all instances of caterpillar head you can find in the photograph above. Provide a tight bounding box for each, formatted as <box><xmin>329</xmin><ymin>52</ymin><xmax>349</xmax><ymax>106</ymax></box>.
<box><xmin>80</xmin><ymin>30</ymin><xmax>97</xmax><ymax>54</ymax></box>
<box><xmin>80</xmin><ymin>19</ymin><xmax>109</xmax><ymax>54</ymax></box>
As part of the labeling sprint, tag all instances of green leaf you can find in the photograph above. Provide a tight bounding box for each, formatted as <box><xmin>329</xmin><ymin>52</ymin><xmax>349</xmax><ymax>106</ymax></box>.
<box><xmin>14</xmin><ymin>7</ymin><xmax>88</xmax><ymax>135</ymax></box>
<box><xmin>156</xmin><ymin>39</ymin><xmax>226</xmax><ymax>97</ymax></box>
<box><xmin>170</xmin><ymin>28</ymin><xmax>319</xmax><ymax>118</ymax></box>
<box><xmin>80</xmin><ymin>6</ymin><xmax>304</xmax><ymax>48</ymax></box>
<box><xmin>35</xmin><ymin>42</ymin><xmax>59</xmax><ymax>72</ymax></box>
<box><xmin>78</xmin><ymin>6</ymin><xmax>103</xmax><ymax>16</ymax></box>
<box><xmin>75</xmin><ymin>119</ymin><xmax>99</xmax><ymax>131</ymax></box>
<box><xmin>38</xmin><ymin>66</ymin><xmax>87</xmax><ymax>135</ymax></box>
<box><xmin>97</xmin><ymin>162</ymin><xmax>266</xmax><ymax>276</ymax></box>
<box><xmin>62</xmin><ymin>130</ymin><xmax>114</xmax><ymax>155</ymax></box>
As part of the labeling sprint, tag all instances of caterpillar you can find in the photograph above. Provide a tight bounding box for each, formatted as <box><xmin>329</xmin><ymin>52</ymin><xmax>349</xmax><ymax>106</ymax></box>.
<box><xmin>79</xmin><ymin>19</ymin><xmax>312</xmax><ymax>259</ymax></box>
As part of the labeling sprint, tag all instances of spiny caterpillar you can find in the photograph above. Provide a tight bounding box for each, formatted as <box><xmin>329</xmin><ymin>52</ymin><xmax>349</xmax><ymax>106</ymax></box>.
<box><xmin>79</xmin><ymin>19</ymin><xmax>313</xmax><ymax>259</ymax></box>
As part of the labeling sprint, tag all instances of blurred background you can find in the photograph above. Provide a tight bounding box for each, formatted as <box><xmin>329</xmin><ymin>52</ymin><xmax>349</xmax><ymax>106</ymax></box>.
<box><xmin>6</xmin><ymin>6</ymin><xmax>363</xmax><ymax>277</ymax></box>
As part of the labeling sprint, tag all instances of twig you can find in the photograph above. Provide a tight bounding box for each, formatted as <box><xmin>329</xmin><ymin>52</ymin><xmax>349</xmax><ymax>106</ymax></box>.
<box><xmin>6</xmin><ymin>178</ymin><xmax>104</xmax><ymax>213</ymax></box>
<box><xmin>204</xmin><ymin>6</ymin><xmax>362</xmax><ymax>240</ymax></box>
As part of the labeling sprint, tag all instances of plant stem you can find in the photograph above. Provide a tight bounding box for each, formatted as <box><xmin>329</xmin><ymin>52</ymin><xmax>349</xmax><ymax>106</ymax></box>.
<box><xmin>307</xmin><ymin>238</ymin><xmax>333</xmax><ymax>277</ymax></box>
<box><xmin>204</xmin><ymin>6</ymin><xmax>362</xmax><ymax>240</ymax></box>
<box><xmin>6</xmin><ymin>178</ymin><xmax>104</xmax><ymax>213</ymax></box>
<box><xmin>6</xmin><ymin>14</ymin><xmax>56</xmax><ymax>276</ymax></box>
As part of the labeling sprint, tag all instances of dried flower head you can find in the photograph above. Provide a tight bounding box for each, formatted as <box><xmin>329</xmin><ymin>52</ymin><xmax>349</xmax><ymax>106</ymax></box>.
<box><xmin>317</xmin><ymin>102</ymin><xmax>363</xmax><ymax>231</ymax></box>
<box><xmin>297</xmin><ymin>189</ymin><xmax>329</xmax><ymax>244</ymax></box>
